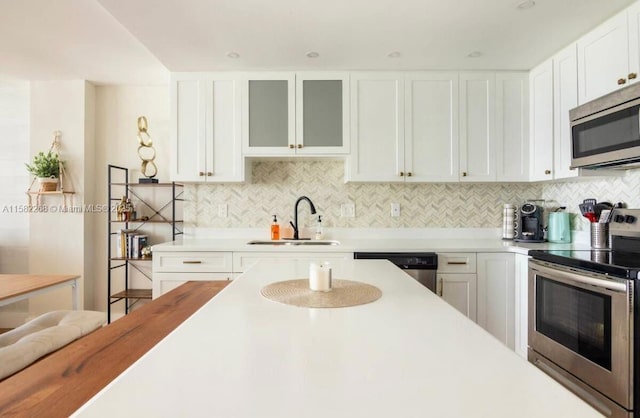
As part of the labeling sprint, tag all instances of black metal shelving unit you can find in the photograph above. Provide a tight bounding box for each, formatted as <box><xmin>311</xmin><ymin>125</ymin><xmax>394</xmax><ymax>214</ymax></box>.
<box><xmin>107</xmin><ymin>164</ymin><xmax>184</xmax><ymax>323</ymax></box>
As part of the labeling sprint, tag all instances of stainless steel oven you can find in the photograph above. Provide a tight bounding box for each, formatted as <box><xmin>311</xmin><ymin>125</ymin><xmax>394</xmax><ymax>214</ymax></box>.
<box><xmin>528</xmin><ymin>208</ymin><xmax>640</xmax><ymax>418</ymax></box>
<box><xmin>528</xmin><ymin>260</ymin><xmax>633</xmax><ymax>417</ymax></box>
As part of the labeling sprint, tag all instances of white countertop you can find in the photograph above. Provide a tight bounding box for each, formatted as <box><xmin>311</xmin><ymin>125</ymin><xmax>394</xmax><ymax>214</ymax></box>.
<box><xmin>153</xmin><ymin>236</ymin><xmax>590</xmax><ymax>255</ymax></box>
<box><xmin>74</xmin><ymin>259</ymin><xmax>601</xmax><ymax>417</ymax></box>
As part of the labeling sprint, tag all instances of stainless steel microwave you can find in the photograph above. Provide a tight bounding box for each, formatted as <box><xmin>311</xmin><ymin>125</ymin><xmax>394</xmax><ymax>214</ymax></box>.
<box><xmin>570</xmin><ymin>82</ymin><xmax>640</xmax><ymax>169</ymax></box>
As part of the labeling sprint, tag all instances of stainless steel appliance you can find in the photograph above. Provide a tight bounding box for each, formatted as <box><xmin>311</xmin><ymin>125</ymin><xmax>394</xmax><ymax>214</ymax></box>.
<box><xmin>353</xmin><ymin>252</ymin><xmax>437</xmax><ymax>292</ymax></box>
<box><xmin>514</xmin><ymin>203</ymin><xmax>545</xmax><ymax>243</ymax></box>
<box><xmin>570</xmin><ymin>82</ymin><xmax>640</xmax><ymax>170</ymax></box>
<box><xmin>528</xmin><ymin>208</ymin><xmax>640</xmax><ymax>418</ymax></box>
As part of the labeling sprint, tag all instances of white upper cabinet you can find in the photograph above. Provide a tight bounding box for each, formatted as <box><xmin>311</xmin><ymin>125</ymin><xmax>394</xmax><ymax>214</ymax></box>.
<box><xmin>243</xmin><ymin>72</ymin><xmax>349</xmax><ymax>156</ymax></box>
<box><xmin>495</xmin><ymin>72</ymin><xmax>529</xmax><ymax>182</ymax></box>
<box><xmin>296</xmin><ymin>72</ymin><xmax>350</xmax><ymax>154</ymax></box>
<box><xmin>529</xmin><ymin>60</ymin><xmax>554</xmax><ymax>182</ymax></box>
<box><xmin>347</xmin><ymin>73</ymin><xmax>404</xmax><ymax>182</ymax></box>
<box><xmin>170</xmin><ymin>73</ymin><xmax>244</xmax><ymax>182</ymax></box>
<box><xmin>577</xmin><ymin>8</ymin><xmax>639</xmax><ymax>104</ymax></box>
<box><xmin>242</xmin><ymin>73</ymin><xmax>296</xmax><ymax>155</ymax></box>
<box><xmin>405</xmin><ymin>72</ymin><xmax>460</xmax><ymax>182</ymax></box>
<box><xmin>459</xmin><ymin>72</ymin><xmax>496</xmax><ymax>182</ymax></box>
<box><xmin>553</xmin><ymin>44</ymin><xmax>579</xmax><ymax>180</ymax></box>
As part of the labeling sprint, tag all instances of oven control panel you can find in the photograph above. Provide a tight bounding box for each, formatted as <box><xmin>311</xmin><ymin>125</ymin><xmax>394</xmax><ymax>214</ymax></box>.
<box><xmin>610</xmin><ymin>209</ymin><xmax>640</xmax><ymax>236</ymax></box>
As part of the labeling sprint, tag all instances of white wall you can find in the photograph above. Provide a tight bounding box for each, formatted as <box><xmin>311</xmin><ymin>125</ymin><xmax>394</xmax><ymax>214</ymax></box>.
<box><xmin>28</xmin><ymin>80</ymin><xmax>94</xmax><ymax>315</ymax></box>
<box><xmin>93</xmin><ymin>85</ymin><xmax>169</xmax><ymax>314</ymax></box>
<box><xmin>0</xmin><ymin>81</ymin><xmax>30</xmax><ymax>326</ymax></box>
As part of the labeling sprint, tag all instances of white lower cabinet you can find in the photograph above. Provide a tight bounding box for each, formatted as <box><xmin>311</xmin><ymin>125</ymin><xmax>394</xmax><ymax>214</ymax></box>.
<box><xmin>436</xmin><ymin>253</ymin><xmax>477</xmax><ymax>320</ymax></box>
<box><xmin>514</xmin><ymin>253</ymin><xmax>530</xmax><ymax>358</ymax></box>
<box><xmin>152</xmin><ymin>251</ymin><xmax>233</xmax><ymax>298</ymax></box>
<box><xmin>437</xmin><ymin>273</ymin><xmax>477</xmax><ymax>321</ymax></box>
<box><xmin>233</xmin><ymin>252</ymin><xmax>353</xmax><ymax>273</ymax></box>
<box><xmin>476</xmin><ymin>253</ymin><xmax>516</xmax><ymax>350</ymax></box>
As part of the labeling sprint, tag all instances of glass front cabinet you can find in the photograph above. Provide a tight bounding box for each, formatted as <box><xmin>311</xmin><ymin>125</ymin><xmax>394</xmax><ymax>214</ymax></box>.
<box><xmin>242</xmin><ymin>72</ymin><xmax>349</xmax><ymax>155</ymax></box>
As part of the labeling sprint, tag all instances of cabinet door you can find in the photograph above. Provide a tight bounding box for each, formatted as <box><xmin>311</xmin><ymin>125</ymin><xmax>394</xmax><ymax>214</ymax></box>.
<box><xmin>476</xmin><ymin>253</ymin><xmax>515</xmax><ymax>350</ymax></box>
<box><xmin>152</xmin><ymin>272</ymin><xmax>231</xmax><ymax>299</ymax></box>
<box><xmin>437</xmin><ymin>273</ymin><xmax>477</xmax><ymax>321</ymax></box>
<box><xmin>529</xmin><ymin>60</ymin><xmax>554</xmax><ymax>181</ymax></box>
<box><xmin>553</xmin><ymin>45</ymin><xmax>579</xmax><ymax>180</ymax></box>
<box><xmin>296</xmin><ymin>72</ymin><xmax>349</xmax><ymax>154</ymax></box>
<box><xmin>577</xmin><ymin>11</ymin><xmax>631</xmax><ymax>104</ymax></box>
<box><xmin>459</xmin><ymin>72</ymin><xmax>496</xmax><ymax>182</ymax></box>
<box><xmin>628</xmin><ymin>2</ymin><xmax>640</xmax><ymax>84</ymax></box>
<box><xmin>496</xmin><ymin>72</ymin><xmax>529</xmax><ymax>182</ymax></box>
<box><xmin>347</xmin><ymin>73</ymin><xmax>404</xmax><ymax>182</ymax></box>
<box><xmin>171</xmin><ymin>77</ymin><xmax>207</xmax><ymax>182</ymax></box>
<box><xmin>514</xmin><ymin>253</ymin><xmax>529</xmax><ymax>359</ymax></box>
<box><xmin>405</xmin><ymin>72</ymin><xmax>459</xmax><ymax>182</ymax></box>
<box><xmin>242</xmin><ymin>73</ymin><xmax>295</xmax><ymax>156</ymax></box>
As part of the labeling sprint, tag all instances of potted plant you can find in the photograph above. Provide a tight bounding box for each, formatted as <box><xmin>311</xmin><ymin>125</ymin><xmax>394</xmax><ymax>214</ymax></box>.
<box><xmin>25</xmin><ymin>151</ymin><xmax>62</xmax><ymax>192</ymax></box>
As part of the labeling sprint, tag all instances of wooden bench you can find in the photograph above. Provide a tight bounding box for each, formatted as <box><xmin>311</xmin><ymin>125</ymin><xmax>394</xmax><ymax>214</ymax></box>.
<box><xmin>0</xmin><ymin>280</ymin><xmax>230</xmax><ymax>417</ymax></box>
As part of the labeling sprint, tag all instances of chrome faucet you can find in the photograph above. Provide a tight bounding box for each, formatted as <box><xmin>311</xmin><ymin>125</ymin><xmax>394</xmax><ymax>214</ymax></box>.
<box><xmin>289</xmin><ymin>196</ymin><xmax>317</xmax><ymax>240</ymax></box>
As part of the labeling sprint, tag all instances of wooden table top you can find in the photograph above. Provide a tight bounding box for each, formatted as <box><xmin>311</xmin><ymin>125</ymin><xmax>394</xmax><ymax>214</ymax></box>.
<box><xmin>0</xmin><ymin>274</ymin><xmax>79</xmax><ymax>301</ymax></box>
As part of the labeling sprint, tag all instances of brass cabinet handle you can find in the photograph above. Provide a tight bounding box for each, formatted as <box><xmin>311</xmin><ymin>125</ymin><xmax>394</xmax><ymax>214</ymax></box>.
<box><xmin>462</xmin><ymin>172</ymin><xmax>468</xmax><ymax>177</ymax></box>
<box><xmin>207</xmin><ymin>171</ymin><xmax>213</xmax><ymax>176</ymax></box>
<box><xmin>544</xmin><ymin>169</ymin><xmax>551</xmax><ymax>175</ymax></box>
<box><xmin>447</xmin><ymin>261</ymin><xmax>468</xmax><ymax>265</ymax></box>
<box><xmin>399</xmin><ymin>171</ymin><xmax>404</xmax><ymax>177</ymax></box>
<box><xmin>618</xmin><ymin>78</ymin><xmax>627</xmax><ymax>85</ymax></box>
<box><xmin>437</xmin><ymin>277</ymin><xmax>443</xmax><ymax>297</ymax></box>
<box><xmin>289</xmin><ymin>144</ymin><xmax>294</xmax><ymax>149</ymax></box>
<box><xmin>407</xmin><ymin>172</ymin><xmax>413</xmax><ymax>177</ymax></box>
<box><xmin>199</xmin><ymin>172</ymin><xmax>205</xmax><ymax>177</ymax></box>
<box><xmin>629</xmin><ymin>73</ymin><xmax>637</xmax><ymax>80</ymax></box>
<box><xmin>297</xmin><ymin>144</ymin><xmax>303</xmax><ymax>149</ymax></box>
<box><xmin>182</xmin><ymin>260</ymin><xmax>202</xmax><ymax>264</ymax></box>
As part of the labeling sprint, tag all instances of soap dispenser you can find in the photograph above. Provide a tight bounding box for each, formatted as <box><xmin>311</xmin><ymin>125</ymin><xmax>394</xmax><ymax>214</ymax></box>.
<box><xmin>315</xmin><ymin>215</ymin><xmax>323</xmax><ymax>240</ymax></box>
<box><xmin>271</xmin><ymin>215</ymin><xmax>280</xmax><ymax>240</ymax></box>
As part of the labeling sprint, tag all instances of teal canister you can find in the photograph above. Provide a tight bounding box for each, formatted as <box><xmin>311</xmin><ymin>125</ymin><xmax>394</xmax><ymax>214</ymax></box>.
<box><xmin>547</xmin><ymin>212</ymin><xmax>571</xmax><ymax>243</ymax></box>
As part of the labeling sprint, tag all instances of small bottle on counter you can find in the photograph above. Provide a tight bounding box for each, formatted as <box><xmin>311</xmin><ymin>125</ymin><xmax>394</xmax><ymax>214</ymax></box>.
<box><xmin>315</xmin><ymin>215</ymin><xmax>323</xmax><ymax>240</ymax></box>
<box><xmin>271</xmin><ymin>215</ymin><xmax>280</xmax><ymax>240</ymax></box>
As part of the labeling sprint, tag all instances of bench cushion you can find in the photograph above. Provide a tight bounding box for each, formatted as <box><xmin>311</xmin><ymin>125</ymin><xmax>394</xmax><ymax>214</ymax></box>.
<box><xmin>0</xmin><ymin>310</ymin><xmax>105</xmax><ymax>380</ymax></box>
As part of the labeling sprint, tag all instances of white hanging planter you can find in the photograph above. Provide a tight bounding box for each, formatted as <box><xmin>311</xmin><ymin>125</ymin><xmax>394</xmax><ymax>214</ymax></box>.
<box><xmin>38</xmin><ymin>176</ymin><xmax>59</xmax><ymax>192</ymax></box>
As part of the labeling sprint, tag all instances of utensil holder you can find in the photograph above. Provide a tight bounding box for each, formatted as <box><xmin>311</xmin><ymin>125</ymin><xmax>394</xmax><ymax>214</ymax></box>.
<box><xmin>590</xmin><ymin>223</ymin><xmax>609</xmax><ymax>249</ymax></box>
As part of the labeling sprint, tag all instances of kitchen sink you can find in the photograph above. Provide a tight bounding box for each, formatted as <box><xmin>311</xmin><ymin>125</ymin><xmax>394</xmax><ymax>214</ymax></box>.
<box><xmin>247</xmin><ymin>240</ymin><xmax>340</xmax><ymax>246</ymax></box>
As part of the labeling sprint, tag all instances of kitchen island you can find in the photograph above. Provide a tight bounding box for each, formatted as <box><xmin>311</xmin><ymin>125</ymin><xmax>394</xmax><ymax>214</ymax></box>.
<box><xmin>74</xmin><ymin>259</ymin><xmax>601</xmax><ymax>417</ymax></box>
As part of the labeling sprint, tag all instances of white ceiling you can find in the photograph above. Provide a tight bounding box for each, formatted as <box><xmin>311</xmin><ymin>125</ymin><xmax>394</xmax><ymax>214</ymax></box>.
<box><xmin>0</xmin><ymin>0</ymin><xmax>637</xmax><ymax>84</ymax></box>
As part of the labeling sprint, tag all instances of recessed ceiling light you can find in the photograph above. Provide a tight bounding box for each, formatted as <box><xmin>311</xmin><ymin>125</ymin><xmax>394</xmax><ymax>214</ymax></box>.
<box><xmin>467</xmin><ymin>51</ymin><xmax>483</xmax><ymax>58</ymax></box>
<box><xmin>226</xmin><ymin>51</ymin><xmax>240</xmax><ymax>59</ymax></box>
<box><xmin>516</xmin><ymin>0</ymin><xmax>535</xmax><ymax>10</ymax></box>
<box><xmin>306</xmin><ymin>51</ymin><xmax>320</xmax><ymax>58</ymax></box>
<box><xmin>387</xmin><ymin>51</ymin><xmax>402</xmax><ymax>58</ymax></box>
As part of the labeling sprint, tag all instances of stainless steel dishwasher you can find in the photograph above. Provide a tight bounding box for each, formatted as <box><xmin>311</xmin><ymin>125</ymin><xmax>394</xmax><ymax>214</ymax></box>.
<box><xmin>353</xmin><ymin>252</ymin><xmax>438</xmax><ymax>293</ymax></box>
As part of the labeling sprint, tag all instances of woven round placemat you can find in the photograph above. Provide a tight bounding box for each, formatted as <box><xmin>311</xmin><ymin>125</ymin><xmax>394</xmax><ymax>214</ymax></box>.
<box><xmin>260</xmin><ymin>279</ymin><xmax>382</xmax><ymax>308</ymax></box>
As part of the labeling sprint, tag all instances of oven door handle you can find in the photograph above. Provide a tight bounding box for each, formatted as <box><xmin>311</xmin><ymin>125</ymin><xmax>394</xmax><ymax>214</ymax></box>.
<box><xmin>529</xmin><ymin>260</ymin><xmax>627</xmax><ymax>293</ymax></box>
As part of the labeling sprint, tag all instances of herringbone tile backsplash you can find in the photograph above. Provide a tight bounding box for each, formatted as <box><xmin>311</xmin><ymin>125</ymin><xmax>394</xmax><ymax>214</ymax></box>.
<box><xmin>186</xmin><ymin>161</ymin><xmax>640</xmax><ymax>230</ymax></box>
<box><xmin>186</xmin><ymin>161</ymin><xmax>544</xmax><ymax>229</ymax></box>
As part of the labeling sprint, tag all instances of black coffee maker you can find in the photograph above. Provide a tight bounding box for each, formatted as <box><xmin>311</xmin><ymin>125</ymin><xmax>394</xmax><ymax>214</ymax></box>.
<box><xmin>514</xmin><ymin>203</ymin><xmax>545</xmax><ymax>242</ymax></box>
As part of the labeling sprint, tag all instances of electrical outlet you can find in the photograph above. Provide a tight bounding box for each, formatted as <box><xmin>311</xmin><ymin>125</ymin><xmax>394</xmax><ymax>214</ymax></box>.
<box><xmin>391</xmin><ymin>203</ymin><xmax>400</xmax><ymax>217</ymax></box>
<box><xmin>341</xmin><ymin>203</ymin><xmax>355</xmax><ymax>218</ymax></box>
<box><xmin>218</xmin><ymin>204</ymin><xmax>228</xmax><ymax>218</ymax></box>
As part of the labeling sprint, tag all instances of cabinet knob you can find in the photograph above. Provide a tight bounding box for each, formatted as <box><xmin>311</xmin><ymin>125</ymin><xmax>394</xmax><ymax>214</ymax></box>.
<box><xmin>199</xmin><ymin>171</ymin><xmax>205</xmax><ymax>177</ymax></box>
<box><xmin>462</xmin><ymin>172</ymin><xmax>467</xmax><ymax>177</ymax></box>
<box><xmin>206</xmin><ymin>171</ymin><xmax>213</xmax><ymax>177</ymax></box>
<box><xmin>407</xmin><ymin>172</ymin><xmax>412</xmax><ymax>177</ymax></box>
<box><xmin>297</xmin><ymin>144</ymin><xmax>302</xmax><ymax>149</ymax></box>
<box><xmin>399</xmin><ymin>171</ymin><xmax>404</xmax><ymax>177</ymax></box>
<box><xmin>618</xmin><ymin>78</ymin><xmax>627</xmax><ymax>85</ymax></box>
<box><xmin>544</xmin><ymin>169</ymin><xmax>551</xmax><ymax>175</ymax></box>
<box><xmin>629</xmin><ymin>73</ymin><xmax>638</xmax><ymax>80</ymax></box>
<box><xmin>289</xmin><ymin>144</ymin><xmax>294</xmax><ymax>149</ymax></box>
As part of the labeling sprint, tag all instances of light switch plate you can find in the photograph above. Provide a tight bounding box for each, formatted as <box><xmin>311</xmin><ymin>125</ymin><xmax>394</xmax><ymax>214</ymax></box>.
<box><xmin>341</xmin><ymin>203</ymin><xmax>355</xmax><ymax>218</ymax></box>
<box><xmin>391</xmin><ymin>203</ymin><xmax>400</xmax><ymax>217</ymax></box>
<box><xmin>218</xmin><ymin>204</ymin><xmax>228</xmax><ymax>218</ymax></box>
